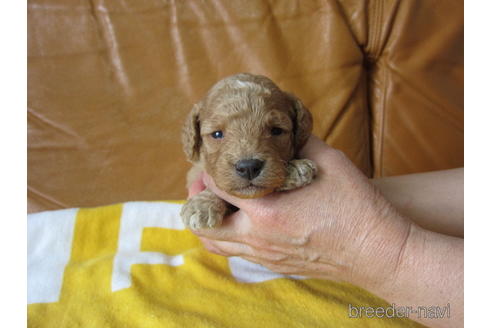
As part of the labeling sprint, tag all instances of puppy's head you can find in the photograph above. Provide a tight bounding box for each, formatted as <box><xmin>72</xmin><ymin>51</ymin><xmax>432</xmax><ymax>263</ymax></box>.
<box><xmin>182</xmin><ymin>73</ymin><xmax>312</xmax><ymax>198</ymax></box>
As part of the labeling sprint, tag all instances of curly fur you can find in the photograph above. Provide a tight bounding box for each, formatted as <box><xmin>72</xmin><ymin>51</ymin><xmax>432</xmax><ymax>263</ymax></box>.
<box><xmin>181</xmin><ymin>73</ymin><xmax>317</xmax><ymax>229</ymax></box>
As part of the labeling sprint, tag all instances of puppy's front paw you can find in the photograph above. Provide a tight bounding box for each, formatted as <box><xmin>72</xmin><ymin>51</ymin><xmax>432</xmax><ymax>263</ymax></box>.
<box><xmin>180</xmin><ymin>193</ymin><xmax>227</xmax><ymax>229</ymax></box>
<box><xmin>278</xmin><ymin>159</ymin><xmax>317</xmax><ymax>191</ymax></box>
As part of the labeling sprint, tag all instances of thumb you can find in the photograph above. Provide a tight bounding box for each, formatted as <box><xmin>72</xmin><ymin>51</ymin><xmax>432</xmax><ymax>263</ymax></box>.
<box><xmin>187</xmin><ymin>171</ymin><xmax>206</xmax><ymax>199</ymax></box>
<box><xmin>298</xmin><ymin>135</ymin><xmax>332</xmax><ymax>162</ymax></box>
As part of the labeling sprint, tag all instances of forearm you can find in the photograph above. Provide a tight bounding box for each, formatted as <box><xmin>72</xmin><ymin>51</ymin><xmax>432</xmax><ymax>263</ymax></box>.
<box><xmin>365</xmin><ymin>223</ymin><xmax>464</xmax><ymax>327</ymax></box>
<box><xmin>371</xmin><ymin>168</ymin><xmax>464</xmax><ymax>237</ymax></box>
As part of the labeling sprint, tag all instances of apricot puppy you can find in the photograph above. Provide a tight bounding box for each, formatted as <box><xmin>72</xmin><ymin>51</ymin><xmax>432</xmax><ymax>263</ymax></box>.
<box><xmin>181</xmin><ymin>73</ymin><xmax>317</xmax><ymax>229</ymax></box>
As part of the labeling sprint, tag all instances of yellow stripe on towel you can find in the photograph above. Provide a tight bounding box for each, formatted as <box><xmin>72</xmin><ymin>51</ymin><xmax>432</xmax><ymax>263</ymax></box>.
<box><xmin>28</xmin><ymin>201</ymin><xmax>424</xmax><ymax>328</ymax></box>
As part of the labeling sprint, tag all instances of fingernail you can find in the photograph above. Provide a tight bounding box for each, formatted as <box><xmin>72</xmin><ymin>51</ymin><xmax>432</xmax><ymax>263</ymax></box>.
<box><xmin>203</xmin><ymin>174</ymin><xmax>211</xmax><ymax>187</ymax></box>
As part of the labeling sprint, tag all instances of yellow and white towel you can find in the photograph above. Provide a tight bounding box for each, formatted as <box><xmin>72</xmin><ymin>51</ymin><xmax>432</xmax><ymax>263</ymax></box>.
<box><xmin>28</xmin><ymin>201</ymin><xmax>423</xmax><ymax>327</ymax></box>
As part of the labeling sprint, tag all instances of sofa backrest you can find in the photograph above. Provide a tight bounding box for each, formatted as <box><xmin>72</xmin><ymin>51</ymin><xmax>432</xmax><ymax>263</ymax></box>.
<box><xmin>27</xmin><ymin>0</ymin><xmax>463</xmax><ymax>212</ymax></box>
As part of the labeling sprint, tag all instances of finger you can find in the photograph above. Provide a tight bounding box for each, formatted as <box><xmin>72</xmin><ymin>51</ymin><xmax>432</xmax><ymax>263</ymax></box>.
<box><xmin>187</xmin><ymin>171</ymin><xmax>206</xmax><ymax>199</ymax></box>
<box><xmin>199</xmin><ymin>237</ymin><xmax>230</xmax><ymax>256</ymax></box>
<box><xmin>239</xmin><ymin>255</ymin><xmax>305</xmax><ymax>276</ymax></box>
<box><xmin>202</xmin><ymin>239</ymin><xmax>307</xmax><ymax>273</ymax></box>
<box><xmin>200</xmin><ymin>237</ymin><xmax>254</xmax><ymax>257</ymax></box>
<box><xmin>192</xmin><ymin>210</ymin><xmax>250</xmax><ymax>242</ymax></box>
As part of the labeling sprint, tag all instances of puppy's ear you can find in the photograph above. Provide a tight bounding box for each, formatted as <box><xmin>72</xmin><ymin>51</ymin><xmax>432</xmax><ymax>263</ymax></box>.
<box><xmin>182</xmin><ymin>102</ymin><xmax>202</xmax><ymax>162</ymax></box>
<box><xmin>286</xmin><ymin>93</ymin><xmax>313</xmax><ymax>152</ymax></box>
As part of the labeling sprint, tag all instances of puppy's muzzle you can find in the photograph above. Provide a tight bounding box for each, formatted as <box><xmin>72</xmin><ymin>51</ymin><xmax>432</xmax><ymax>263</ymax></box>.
<box><xmin>235</xmin><ymin>159</ymin><xmax>265</xmax><ymax>180</ymax></box>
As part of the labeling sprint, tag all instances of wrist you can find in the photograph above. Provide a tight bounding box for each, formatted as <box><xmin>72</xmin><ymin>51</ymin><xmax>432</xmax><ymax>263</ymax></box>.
<box><xmin>349</xmin><ymin>207</ymin><xmax>415</xmax><ymax>294</ymax></box>
<box><xmin>363</xmin><ymin>221</ymin><xmax>464</xmax><ymax>326</ymax></box>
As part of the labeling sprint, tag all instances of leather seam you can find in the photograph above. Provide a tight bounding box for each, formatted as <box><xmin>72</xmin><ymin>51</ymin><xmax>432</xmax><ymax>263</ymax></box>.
<box><xmin>378</xmin><ymin>61</ymin><xmax>388</xmax><ymax>177</ymax></box>
<box><xmin>367</xmin><ymin>0</ymin><xmax>383</xmax><ymax>61</ymax></box>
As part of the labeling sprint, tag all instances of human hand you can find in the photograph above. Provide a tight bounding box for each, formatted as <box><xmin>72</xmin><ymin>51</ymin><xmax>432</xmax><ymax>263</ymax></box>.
<box><xmin>187</xmin><ymin>136</ymin><xmax>413</xmax><ymax>290</ymax></box>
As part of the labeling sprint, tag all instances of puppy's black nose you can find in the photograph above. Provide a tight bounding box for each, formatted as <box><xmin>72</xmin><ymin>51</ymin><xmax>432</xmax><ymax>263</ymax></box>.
<box><xmin>235</xmin><ymin>159</ymin><xmax>265</xmax><ymax>180</ymax></box>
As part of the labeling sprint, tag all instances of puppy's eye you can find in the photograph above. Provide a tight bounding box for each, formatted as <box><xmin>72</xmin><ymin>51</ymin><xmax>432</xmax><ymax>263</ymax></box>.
<box><xmin>211</xmin><ymin>130</ymin><xmax>224</xmax><ymax>139</ymax></box>
<box><xmin>270</xmin><ymin>127</ymin><xmax>284</xmax><ymax>136</ymax></box>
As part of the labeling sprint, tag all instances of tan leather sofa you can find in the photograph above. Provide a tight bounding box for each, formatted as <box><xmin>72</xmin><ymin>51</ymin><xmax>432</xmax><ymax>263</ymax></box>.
<box><xmin>28</xmin><ymin>0</ymin><xmax>463</xmax><ymax>213</ymax></box>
